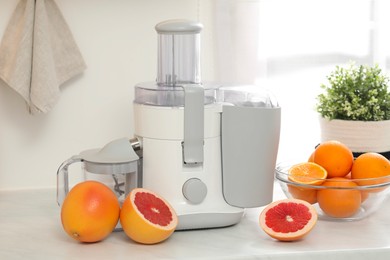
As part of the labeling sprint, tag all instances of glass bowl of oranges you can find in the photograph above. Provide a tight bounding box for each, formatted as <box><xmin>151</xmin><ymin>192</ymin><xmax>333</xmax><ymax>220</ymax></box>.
<box><xmin>275</xmin><ymin>141</ymin><xmax>390</xmax><ymax>221</ymax></box>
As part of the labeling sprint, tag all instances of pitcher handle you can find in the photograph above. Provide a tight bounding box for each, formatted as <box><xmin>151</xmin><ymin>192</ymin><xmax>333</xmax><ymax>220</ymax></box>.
<box><xmin>56</xmin><ymin>155</ymin><xmax>83</xmax><ymax>206</ymax></box>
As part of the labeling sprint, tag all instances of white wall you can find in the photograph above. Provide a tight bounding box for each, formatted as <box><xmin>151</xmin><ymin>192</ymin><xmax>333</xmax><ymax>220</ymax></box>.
<box><xmin>0</xmin><ymin>0</ymin><xmax>216</xmax><ymax>190</ymax></box>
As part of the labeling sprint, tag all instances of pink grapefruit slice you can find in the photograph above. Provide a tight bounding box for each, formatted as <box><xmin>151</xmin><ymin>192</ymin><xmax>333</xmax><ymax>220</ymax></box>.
<box><xmin>120</xmin><ymin>188</ymin><xmax>178</xmax><ymax>244</ymax></box>
<box><xmin>259</xmin><ymin>198</ymin><xmax>317</xmax><ymax>241</ymax></box>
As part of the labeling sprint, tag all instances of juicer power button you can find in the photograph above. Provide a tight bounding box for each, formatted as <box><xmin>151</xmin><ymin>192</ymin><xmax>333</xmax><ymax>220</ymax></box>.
<box><xmin>182</xmin><ymin>178</ymin><xmax>207</xmax><ymax>204</ymax></box>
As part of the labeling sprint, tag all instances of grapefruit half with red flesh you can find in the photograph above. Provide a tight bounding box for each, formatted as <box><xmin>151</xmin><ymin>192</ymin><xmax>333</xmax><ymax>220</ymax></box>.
<box><xmin>120</xmin><ymin>188</ymin><xmax>178</xmax><ymax>244</ymax></box>
<box><xmin>259</xmin><ymin>199</ymin><xmax>317</xmax><ymax>241</ymax></box>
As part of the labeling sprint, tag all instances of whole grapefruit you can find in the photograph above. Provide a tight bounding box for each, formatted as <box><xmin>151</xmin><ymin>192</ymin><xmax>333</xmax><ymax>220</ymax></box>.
<box><xmin>60</xmin><ymin>181</ymin><xmax>120</xmax><ymax>243</ymax></box>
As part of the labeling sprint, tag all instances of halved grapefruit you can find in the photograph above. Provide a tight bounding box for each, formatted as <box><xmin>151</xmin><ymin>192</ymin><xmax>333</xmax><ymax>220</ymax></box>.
<box><xmin>259</xmin><ymin>198</ymin><xmax>317</xmax><ymax>241</ymax></box>
<box><xmin>120</xmin><ymin>188</ymin><xmax>178</xmax><ymax>244</ymax></box>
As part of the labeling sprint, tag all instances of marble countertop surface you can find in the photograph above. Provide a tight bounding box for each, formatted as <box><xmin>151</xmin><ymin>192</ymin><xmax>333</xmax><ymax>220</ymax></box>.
<box><xmin>1</xmin><ymin>183</ymin><xmax>390</xmax><ymax>260</ymax></box>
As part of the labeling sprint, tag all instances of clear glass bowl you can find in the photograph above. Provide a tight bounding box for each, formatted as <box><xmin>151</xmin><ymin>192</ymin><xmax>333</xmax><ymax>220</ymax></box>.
<box><xmin>275</xmin><ymin>162</ymin><xmax>390</xmax><ymax>221</ymax></box>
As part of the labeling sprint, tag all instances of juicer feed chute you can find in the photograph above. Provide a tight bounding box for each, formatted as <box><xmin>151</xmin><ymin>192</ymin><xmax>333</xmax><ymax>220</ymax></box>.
<box><xmin>156</xmin><ymin>20</ymin><xmax>202</xmax><ymax>87</ymax></box>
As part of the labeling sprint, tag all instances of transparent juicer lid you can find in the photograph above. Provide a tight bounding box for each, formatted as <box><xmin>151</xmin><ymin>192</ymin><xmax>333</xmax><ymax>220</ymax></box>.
<box><xmin>134</xmin><ymin>20</ymin><xmax>216</xmax><ymax>107</ymax></box>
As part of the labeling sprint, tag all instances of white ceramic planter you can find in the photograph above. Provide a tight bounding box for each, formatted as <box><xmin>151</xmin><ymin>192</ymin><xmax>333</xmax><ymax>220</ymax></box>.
<box><xmin>319</xmin><ymin>116</ymin><xmax>390</xmax><ymax>154</ymax></box>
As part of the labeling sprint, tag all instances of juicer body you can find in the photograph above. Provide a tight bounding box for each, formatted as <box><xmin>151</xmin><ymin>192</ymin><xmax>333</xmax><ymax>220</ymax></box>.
<box><xmin>132</xmin><ymin>19</ymin><xmax>281</xmax><ymax>230</ymax></box>
<box><xmin>133</xmin><ymin>94</ymin><xmax>281</xmax><ymax>230</ymax></box>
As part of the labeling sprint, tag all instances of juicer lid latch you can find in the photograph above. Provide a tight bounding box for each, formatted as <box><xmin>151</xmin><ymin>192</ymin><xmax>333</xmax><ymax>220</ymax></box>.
<box><xmin>182</xmin><ymin>84</ymin><xmax>204</xmax><ymax>164</ymax></box>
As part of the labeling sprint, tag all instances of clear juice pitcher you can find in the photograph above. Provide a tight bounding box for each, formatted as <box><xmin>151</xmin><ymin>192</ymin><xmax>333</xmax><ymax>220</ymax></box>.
<box><xmin>56</xmin><ymin>138</ymin><xmax>141</xmax><ymax>230</ymax></box>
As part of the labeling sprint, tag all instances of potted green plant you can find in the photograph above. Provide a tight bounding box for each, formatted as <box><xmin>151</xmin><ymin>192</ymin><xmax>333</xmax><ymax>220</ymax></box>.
<box><xmin>316</xmin><ymin>62</ymin><xmax>390</xmax><ymax>159</ymax></box>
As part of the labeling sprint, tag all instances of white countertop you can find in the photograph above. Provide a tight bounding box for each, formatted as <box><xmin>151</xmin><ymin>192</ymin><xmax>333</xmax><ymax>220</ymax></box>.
<box><xmin>1</xmin><ymin>183</ymin><xmax>390</xmax><ymax>260</ymax></box>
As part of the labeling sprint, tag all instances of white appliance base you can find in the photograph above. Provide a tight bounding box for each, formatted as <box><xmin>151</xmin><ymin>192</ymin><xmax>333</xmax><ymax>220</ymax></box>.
<box><xmin>176</xmin><ymin>209</ymin><xmax>245</xmax><ymax>230</ymax></box>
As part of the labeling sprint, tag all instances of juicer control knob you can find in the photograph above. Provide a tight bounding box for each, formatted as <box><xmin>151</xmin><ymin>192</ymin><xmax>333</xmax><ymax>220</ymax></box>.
<box><xmin>182</xmin><ymin>178</ymin><xmax>207</xmax><ymax>204</ymax></box>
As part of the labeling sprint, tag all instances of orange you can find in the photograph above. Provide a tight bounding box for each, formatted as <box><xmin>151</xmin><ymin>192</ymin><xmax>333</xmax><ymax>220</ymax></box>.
<box><xmin>120</xmin><ymin>188</ymin><xmax>178</xmax><ymax>244</ymax></box>
<box><xmin>351</xmin><ymin>152</ymin><xmax>390</xmax><ymax>189</ymax></box>
<box><xmin>287</xmin><ymin>185</ymin><xmax>318</xmax><ymax>204</ymax></box>
<box><xmin>288</xmin><ymin>162</ymin><xmax>327</xmax><ymax>185</ymax></box>
<box><xmin>313</xmin><ymin>140</ymin><xmax>354</xmax><ymax>178</ymax></box>
<box><xmin>61</xmin><ymin>181</ymin><xmax>120</xmax><ymax>243</ymax></box>
<box><xmin>259</xmin><ymin>198</ymin><xmax>317</xmax><ymax>241</ymax></box>
<box><xmin>317</xmin><ymin>177</ymin><xmax>361</xmax><ymax>218</ymax></box>
<box><xmin>287</xmin><ymin>162</ymin><xmax>327</xmax><ymax>204</ymax></box>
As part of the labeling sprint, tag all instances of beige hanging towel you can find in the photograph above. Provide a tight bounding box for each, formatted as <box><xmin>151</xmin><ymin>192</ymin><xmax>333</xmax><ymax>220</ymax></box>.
<box><xmin>0</xmin><ymin>0</ymin><xmax>86</xmax><ymax>114</ymax></box>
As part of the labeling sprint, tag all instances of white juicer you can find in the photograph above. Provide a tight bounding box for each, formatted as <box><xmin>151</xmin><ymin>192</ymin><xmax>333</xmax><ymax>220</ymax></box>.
<box><xmin>56</xmin><ymin>19</ymin><xmax>280</xmax><ymax>231</ymax></box>
<box><xmin>132</xmin><ymin>20</ymin><xmax>281</xmax><ymax>230</ymax></box>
